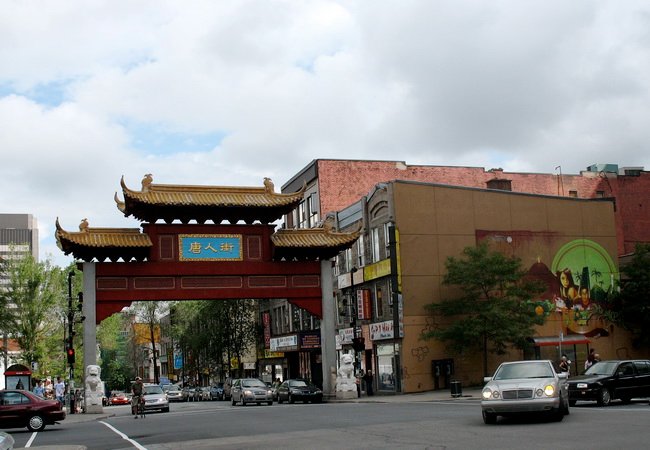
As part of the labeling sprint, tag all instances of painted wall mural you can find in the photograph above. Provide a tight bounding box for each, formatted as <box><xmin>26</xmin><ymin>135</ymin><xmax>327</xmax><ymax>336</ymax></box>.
<box><xmin>527</xmin><ymin>239</ymin><xmax>617</xmax><ymax>337</ymax></box>
<box><xmin>479</xmin><ymin>232</ymin><xmax>618</xmax><ymax>339</ymax></box>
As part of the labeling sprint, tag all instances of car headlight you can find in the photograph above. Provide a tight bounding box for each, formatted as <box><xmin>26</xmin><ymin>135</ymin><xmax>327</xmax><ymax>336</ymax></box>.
<box><xmin>543</xmin><ymin>385</ymin><xmax>555</xmax><ymax>396</ymax></box>
<box><xmin>244</xmin><ymin>389</ymin><xmax>253</xmax><ymax>395</ymax></box>
<box><xmin>482</xmin><ymin>388</ymin><xmax>499</xmax><ymax>399</ymax></box>
<box><xmin>267</xmin><ymin>390</ymin><xmax>273</xmax><ymax>395</ymax></box>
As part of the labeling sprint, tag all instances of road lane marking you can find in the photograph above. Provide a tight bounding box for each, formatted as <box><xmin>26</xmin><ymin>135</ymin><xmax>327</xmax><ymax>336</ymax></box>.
<box><xmin>25</xmin><ymin>432</ymin><xmax>37</xmax><ymax>447</ymax></box>
<box><xmin>100</xmin><ymin>421</ymin><xmax>147</xmax><ymax>450</ymax></box>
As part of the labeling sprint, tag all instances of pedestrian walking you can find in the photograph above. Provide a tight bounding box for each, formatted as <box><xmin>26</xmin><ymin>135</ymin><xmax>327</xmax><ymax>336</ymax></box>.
<box><xmin>54</xmin><ymin>376</ymin><xmax>66</xmax><ymax>404</ymax></box>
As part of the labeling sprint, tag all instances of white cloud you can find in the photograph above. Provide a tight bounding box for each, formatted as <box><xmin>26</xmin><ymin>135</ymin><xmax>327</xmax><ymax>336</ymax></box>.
<box><xmin>1</xmin><ymin>0</ymin><xmax>650</xmax><ymax>267</ymax></box>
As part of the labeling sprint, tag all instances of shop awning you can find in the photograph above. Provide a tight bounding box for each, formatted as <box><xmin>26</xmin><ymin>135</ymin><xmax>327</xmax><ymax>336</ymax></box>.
<box><xmin>529</xmin><ymin>335</ymin><xmax>590</xmax><ymax>347</ymax></box>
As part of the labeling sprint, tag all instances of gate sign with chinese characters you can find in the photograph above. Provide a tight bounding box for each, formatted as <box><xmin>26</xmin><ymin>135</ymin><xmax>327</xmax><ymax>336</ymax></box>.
<box><xmin>179</xmin><ymin>234</ymin><xmax>242</xmax><ymax>261</ymax></box>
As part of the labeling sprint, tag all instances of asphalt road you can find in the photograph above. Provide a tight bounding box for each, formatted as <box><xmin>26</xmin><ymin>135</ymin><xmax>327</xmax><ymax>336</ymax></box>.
<box><xmin>6</xmin><ymin>397</ymin><xmax>650</xmax><ymax>449</ymax></box>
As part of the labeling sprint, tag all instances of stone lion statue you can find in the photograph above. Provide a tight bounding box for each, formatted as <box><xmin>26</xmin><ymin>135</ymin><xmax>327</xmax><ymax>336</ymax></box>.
<box><xmin>85</xmin><ymin>365</ymin><xmax>104</xmax><ymax>407</ymax></box>
<box><xmin>336</xmin><ymin>353</ymin><xmax>357</xmax><ymax>392</ymax></box>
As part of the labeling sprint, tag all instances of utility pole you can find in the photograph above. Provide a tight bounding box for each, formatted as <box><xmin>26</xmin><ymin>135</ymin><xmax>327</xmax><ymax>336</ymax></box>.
<box><xmin>66</xmin><ymin>271</ymin><xmax>85</xmax><ymax>413</ymax></box>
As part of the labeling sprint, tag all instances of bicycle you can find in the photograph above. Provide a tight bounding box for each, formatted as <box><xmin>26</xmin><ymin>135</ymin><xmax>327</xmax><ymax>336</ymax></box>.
<box><xmin>132</xmin><ymin>395</ymin><xmax>146</xmax><ymax>419</ymax></box>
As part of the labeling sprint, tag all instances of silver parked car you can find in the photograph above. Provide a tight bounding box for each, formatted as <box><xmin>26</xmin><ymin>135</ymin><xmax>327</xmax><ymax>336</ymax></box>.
<box><xmin>481</xmin><ymin>360</ymin><xmax>569</xmax><ymax>424</ymax></box>
<box><xmin>230</xmin><ymin>378</ymin><xmax>274</xmax><ymax>406</ymax></box>
<box><xmin>166</xmin><ymin>384</ymin><xmax>184</xmax><ymax>402</ymax></box>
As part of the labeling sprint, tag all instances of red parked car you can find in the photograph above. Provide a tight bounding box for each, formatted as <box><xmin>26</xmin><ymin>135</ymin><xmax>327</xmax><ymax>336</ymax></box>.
<box><xmin>109</xmin><ymin>391</ymin><xmax>131</xmax><ymax>405</ymax></box>
<box><xmin>0</xmin><ymin>389</ymin><xmax>66</xmax><ymax>431</ymax></box>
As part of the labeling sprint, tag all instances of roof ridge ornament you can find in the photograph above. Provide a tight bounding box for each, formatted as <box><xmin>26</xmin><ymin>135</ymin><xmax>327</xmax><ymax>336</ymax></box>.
<box><xmin>79</xmin><ymin>218</ymin><xmax>89</xmax><ymax>232</ymax></box>
<box><xmin>142</xmin><ymin>173</ymin><xmax>153</xmax><ymax>192</ymax></box>
<box><xmin>264</xmin><ymin>177</ymin><xmax>274</xmax><ymax>193</ymax></box>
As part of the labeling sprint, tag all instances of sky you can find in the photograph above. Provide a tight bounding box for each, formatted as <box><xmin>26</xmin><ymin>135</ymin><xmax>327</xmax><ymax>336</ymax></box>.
<box><xmin>2</xmin><ymin>0</ymin><xmax>650</xmax><ymax>268</ymax></box>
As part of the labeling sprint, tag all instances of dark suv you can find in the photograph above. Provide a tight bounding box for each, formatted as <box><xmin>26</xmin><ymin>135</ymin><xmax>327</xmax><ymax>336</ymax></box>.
<box><xmin>568</xmin><ymin>359</ymin><xmax>650</xmax><ymax>406</ymax></box>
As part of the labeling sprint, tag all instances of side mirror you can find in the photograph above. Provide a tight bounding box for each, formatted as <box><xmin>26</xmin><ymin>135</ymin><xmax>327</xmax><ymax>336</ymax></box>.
<box><xmin>483</xmin><ymin>377</ymin><xmax>493</xmax><ymax>384</ymax></box>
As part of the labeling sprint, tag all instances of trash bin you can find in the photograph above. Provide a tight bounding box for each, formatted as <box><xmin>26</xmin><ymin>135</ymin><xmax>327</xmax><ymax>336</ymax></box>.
<box><xmin>450</xmin><ymin>380</ymin><xmax>462</xmax><ymax>398</ymax></box>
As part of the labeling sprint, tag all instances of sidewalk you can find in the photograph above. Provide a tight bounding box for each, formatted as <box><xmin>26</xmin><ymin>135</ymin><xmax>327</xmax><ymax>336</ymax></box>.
<box><xmin>327</xmin><ymin>386</ymin><xmax>483</xmax><ymax>403</ymax></box>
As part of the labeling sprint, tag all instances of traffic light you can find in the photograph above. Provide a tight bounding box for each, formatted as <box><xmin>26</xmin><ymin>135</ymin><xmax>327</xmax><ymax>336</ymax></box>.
<box><xmin>352</xmin><ymin>337</ymin><xmax>365</xmax><ymax>352</ymax></box>
<box><xmin>67</xmin><ymin>347</ymin><xmax>76</xmax><ymax>364</ymax></box>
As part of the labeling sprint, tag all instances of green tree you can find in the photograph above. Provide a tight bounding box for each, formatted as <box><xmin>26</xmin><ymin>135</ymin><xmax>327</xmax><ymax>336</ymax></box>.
<box><xmin>98</xmin><ymin>313</ymin><xmax>133</xmax><ymax>391</ymax></box>
<box><xmin>607</xmin><ymin>243</ymin><xmax>650</xmax><ymax>348</ymax></box>
<box><xmin>170</xmin><ymin>299</ymin><xmax>259</xmax><ymax>382</ymax></box>
<box><xmin>131</xmin><ymin>301</ymin><xmax>170</xmax><ymax>384</ymax></box>
<box><xmin>0</xmin><ymin>251</ymin><xmax>65</xmax><ymax>371</ymax></box>
<box><xmin>422</xmin><ymin>242</ymin><xmax>545</xmax><ymax>377</ymax></box>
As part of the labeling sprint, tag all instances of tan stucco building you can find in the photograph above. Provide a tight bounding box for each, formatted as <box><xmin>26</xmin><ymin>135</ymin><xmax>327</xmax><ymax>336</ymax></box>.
<box><xmin>334</xmin><ymin>180</ymin><xmax>643</xmax><ymax>393</ymax></box>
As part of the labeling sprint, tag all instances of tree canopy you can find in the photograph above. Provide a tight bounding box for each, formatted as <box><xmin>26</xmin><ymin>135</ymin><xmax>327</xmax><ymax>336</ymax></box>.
<box><xmin>0</xmin><ymin>251</ymin><xmax>78</xmax><ymax>382</ymax></box>
<box><xmin>607</xmin><ymin>243</ymin><xmax>650</xmax><ymax>348</ymax></box>
<box><xmin>422</xmin><ymin>242</ymin><xmax>545</xmax><ymax>377</ymax></box>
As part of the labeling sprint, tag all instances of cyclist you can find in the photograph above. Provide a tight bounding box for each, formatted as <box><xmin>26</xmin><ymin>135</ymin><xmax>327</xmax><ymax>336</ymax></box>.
<box><xmin>131</xmin><ymin>377</ymin><xmax>144</xmax><ymax>418</ymax></box>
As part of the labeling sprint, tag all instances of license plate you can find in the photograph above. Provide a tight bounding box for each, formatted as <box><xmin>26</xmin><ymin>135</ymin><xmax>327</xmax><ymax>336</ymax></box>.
<box><xmin>577</xmin><ymin>383</ymin><xmax>588</xmax><ymax>388</ymax></box>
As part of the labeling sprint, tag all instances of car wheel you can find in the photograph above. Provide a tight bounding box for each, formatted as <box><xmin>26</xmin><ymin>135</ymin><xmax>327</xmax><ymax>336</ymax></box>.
<box><xmin>268</xmin><ymin>401</ymin><xmax>273</xmax><ymax>406</ymax></box>
<box><xmin>231</xmin><ymin>396</ymin><xmax>236</xmax><ymax>406</ymax></box>
<box><xmin>28</xmin><ymin>415</ymin><xmax>46</xmax><ymax>432</ymax></box>
<box><xmin>278</xmin><ymin>396</ymin><xmax>284</xmax><ymax>404</ymax></box>
<box><xmin>569</xmin><ymin>399</ymin><xmax>576</xmax><ymax>407</ymax></box>
<box><xmin>163</xmin><ymin>407</ymin><xmax>170</xmax><ymax>413</ymax></box>
<box><xmin>482</xmin><ymin>410</ymin><xmax>497</xmax><ymax>425</ymax></box>
<box><xmin>240</xmin><ymin>396</ymin><xmax>246</xmax><ymax>406</ymax></box>
<box><xmin>289</xmin><ymin>394</ymin><xmax>295</xmax><ymax>404</ymax></box>
<box><xmin>597</xmin><ymin>388</ymin><xmax>611</xmax><ymax>406</ymax></box>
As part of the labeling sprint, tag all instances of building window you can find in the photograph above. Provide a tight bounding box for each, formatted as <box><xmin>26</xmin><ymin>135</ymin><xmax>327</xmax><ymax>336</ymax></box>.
<box><xmin>336</xmin><ymin>292</ymin><xmax>346</xmax><ymax>325</ymax></box>
<box><xmin>345</xmin><ymin>248</ymin><xmax>353</xmax><ymax>273</ymax></box>
<box><xmin>370</xmin><ymin>227</ymin><xmax>380</xmax><ymax>263</ymax></box>
<box><xmin>307</xmin><ymin>195</ymin><xmax>319</xmax><ymax>227</ymax></box>
<box><xmin>383</xmin><ymin>222</ymin><xmax>392</xmax><ymax>258</ymax></box>
<box><xmin>596</xmin><ymin>190</ymin><xmax>605</xmax><ymax>198</ymax></box>
<box><xmin>292</xmin><ymin>305</ymin><xmax>301</xmax><ymax>331</ymax></box>
<box><xmin>374</xmin><ymin>285</ymin><xmax>384</xmax><ymax>319</ymax></box>
<box><xmin>357</xmin><ymin>234</ymin><xmax>366</xmax><ymax>267</ymax></box>
<box><xmin>569</xmin><ymin>190</ymin><xmax>578</xmax><ymax>198</ymax></box>
<box><xmin>298</xmin><ymin>201</ymin><xmax>307</xmax><ymax>228</ymax></box>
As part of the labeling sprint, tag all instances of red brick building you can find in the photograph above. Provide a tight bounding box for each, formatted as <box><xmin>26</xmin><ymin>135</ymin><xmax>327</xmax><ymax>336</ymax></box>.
<box><xmin>282</xmin><ymin>160</ymin><xmax>649</xmax><ymax>256</ymax></box>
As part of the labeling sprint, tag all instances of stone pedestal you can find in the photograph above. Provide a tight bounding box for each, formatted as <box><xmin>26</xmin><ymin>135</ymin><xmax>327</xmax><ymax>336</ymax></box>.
<box><xmin>85</xmin><ymin>404</ymin><xmax>103</xmax><ymax>414</ymax></box>
<box><xmin>336</xmin><ymin>390</ymin><xmax>358</xmax><ymax>400</ymax></box>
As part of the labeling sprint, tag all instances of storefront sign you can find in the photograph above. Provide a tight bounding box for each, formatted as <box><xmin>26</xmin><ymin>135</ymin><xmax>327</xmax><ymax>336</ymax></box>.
<box><xmin>263</xmin><ymin>312</ymin><xmax>271</xmax><ymax>348</ymax></box>
<box><xmin>178</xmin><ymin>234</ymin><xmax>242</xmax><ymax>261</ymax></box>
<box><xmin>357</xmin><ymin>289</ymin><xmax>372</xmax><ymax>320</ymax></box>
<box><xmin>300</xmin><ymin>332</ymin><xmax>321</xmax><ymax>349</ymax></box>
<box><xmin>363</xmin><ymin>259</ymin><xmax>391</xmax><ymax>281</ymax></box>
<box><xmin>338</xmin><ymin>328</ymin><xmax>354</xmax><ymax>344</ymax></box>
<box><xmin>264</xmin><ymin>350</ymin><xmax>285</xmax><ymax>358</ymax></box>
<box><xmin>370</xmin><ymin>320</ymin><xmax>396</xmax><ymax>340</ymax></box>
<box><xmin>270</xmin><ymin>335</ymin><xmax>298</xmax><ymax>351</ymax></box>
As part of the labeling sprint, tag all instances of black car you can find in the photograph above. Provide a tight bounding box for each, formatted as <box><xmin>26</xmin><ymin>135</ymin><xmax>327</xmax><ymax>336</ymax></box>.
<box><xmin>0</xmin><ymin>389</ymin><xmax>66</xmax><ymax>431</ymax></box>
<box><xmin>276</xmin><ymin>379</ymin><xmax>323</xmax><ymax>404</ymax></box>
<box><xmin>568</xmin><ymin>359</ymin><xmax>650</xmax><ymax>406</ymax></box>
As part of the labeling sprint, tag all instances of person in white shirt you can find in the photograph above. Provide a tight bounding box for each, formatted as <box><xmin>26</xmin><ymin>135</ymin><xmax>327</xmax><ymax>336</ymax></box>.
<box><xmin>54</xmin><ymin>376</ymin><xmax>66</xmax><ymax>404</ymax></box>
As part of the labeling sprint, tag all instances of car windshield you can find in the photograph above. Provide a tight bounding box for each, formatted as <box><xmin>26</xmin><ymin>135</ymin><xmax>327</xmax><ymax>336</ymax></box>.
<box><xmin>242</xmin><ymin>379</ymin><xmax>266</xmax><ymax>388</ymax></box>
<box><xmin>493</xmin><ymin>362</ymin><xmax>554</xmax><ymax>380</ymax></box>
<box><xmin>290</xmin><ymin>380</ymin><xmax>309</xmax><ymax>387</ymax></box>
<box><xmin>168</xmin><ymin>385</ymin><xmax>181</xmax><ymax>391</ymax></box>
<box><xmin>143</xmin><ymin>385</ymin><xmax>164</xmax><ymax>395</ymax></box>
<box><xmin>584</xmin><ymin>361</ymin><xmax>617</xmax><ymax>376</ymax></box>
